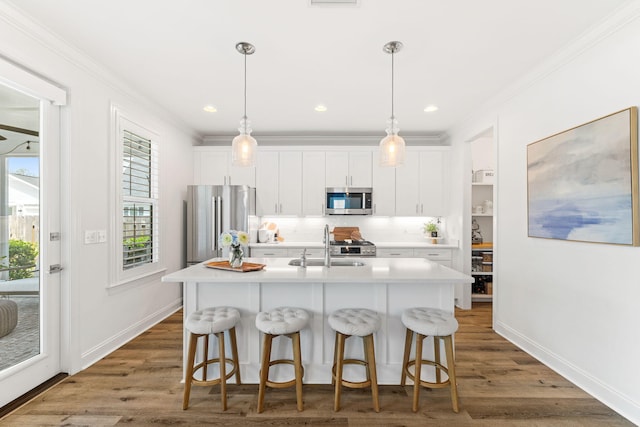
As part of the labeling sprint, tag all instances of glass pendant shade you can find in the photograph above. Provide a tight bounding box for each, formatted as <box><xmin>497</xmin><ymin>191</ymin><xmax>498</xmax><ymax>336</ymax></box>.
<box><xmin>379</xmin><ymin>117</ymin><xmax>405</xmax><ymax>166</ymax></box>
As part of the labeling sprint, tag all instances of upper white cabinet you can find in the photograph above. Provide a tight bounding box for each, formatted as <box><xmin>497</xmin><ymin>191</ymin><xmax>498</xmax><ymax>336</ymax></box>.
<box><xmin>256</xmin><ymin>150</ymin><xmax>302</xmax><ymax>216</ymax></box>
<box><xmin>325</xmin><ymin>151</ymin><xmax>372</xmax><ymax>188</ymax></box>
<box><xmin>396</xmin><ymin>149</ymin><xmax>449</xmax><ymax>216</ymax></box>
<box><xmin>193</xmin><ymin>147</ymin><xmax>255</xmax><ymax>186</ymax></box>
<box><xmin>302</xmin><ymin>151</ymin><xmax>326</xmax><ymax>215</ymax></box>
<box><xmin>371</xmin><ymin>151</ymin><xmax>396</xmax><ymax>216</ymax></box>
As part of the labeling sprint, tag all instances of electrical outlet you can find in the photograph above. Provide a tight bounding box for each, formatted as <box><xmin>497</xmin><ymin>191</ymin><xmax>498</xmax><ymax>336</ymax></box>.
<box><xmin>84</xmin><ymin>230</ymin><xmax>97</xmax><ymax>244</ymax></box>
<box><xmin>97</xmin><ymin>230</ymin><xmax>107</xmax><ymax>243</ymax></box>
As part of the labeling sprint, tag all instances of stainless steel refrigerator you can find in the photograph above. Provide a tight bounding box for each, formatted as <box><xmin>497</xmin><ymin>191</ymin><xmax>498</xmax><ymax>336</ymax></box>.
<box><xmin>186</xmin><ymin>185</ymin><xmax>256</xmax><ymax>265</ymax></box>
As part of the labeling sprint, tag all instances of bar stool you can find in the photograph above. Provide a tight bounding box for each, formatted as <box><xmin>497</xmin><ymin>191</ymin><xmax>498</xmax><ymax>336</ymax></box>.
<box><xmin>183</xmin><ymin>306</ymin><xmax>241</xmax><ymax>411</ymax></box>
<box><xmin>328</xmin><ymin>308</ymin><xmax>381</xmax><ymax>412</ymax></box>
<box><xmin>400</xmin><ymin>307</ymin><xmax>459</xmax><ymax>412</ymax></box>
<box><xmin>255</xmin><ymin>306</ymin><xmax>310</xmax><ymax>413</ymax></box>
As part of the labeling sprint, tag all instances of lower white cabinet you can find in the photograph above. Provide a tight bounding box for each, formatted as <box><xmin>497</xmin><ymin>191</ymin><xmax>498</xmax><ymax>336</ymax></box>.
<box><xmin>251</xmin><ymin>247</ymin><xmax>324</xmax><ymax>258</ymax></box>
<box><xmin>376</xmin><ymin>248</ymin><xmax>414</xmax><ymax>257</ymax></box>
<box><xmin>377</xmin><ymin>247</ymin><xmax>452</xmax><ymax>267</ymax></box>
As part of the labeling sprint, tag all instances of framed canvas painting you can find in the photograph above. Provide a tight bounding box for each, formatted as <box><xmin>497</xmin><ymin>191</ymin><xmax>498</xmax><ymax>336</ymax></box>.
<box><xmin>527</xmin><ymin>107</ymin><xmax>639</xmax><ymax>246</ymax></box>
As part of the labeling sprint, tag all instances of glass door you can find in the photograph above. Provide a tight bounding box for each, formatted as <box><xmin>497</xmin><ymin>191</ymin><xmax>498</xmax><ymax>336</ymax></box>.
<box><xmin>0</xmin><ymin>77</ymin><xmax>62</xmax><ymax>406</ymax></box>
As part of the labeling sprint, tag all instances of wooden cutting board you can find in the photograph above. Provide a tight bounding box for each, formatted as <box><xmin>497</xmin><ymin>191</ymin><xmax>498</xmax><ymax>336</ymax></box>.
<box><xmin>332</xmin><ymin>227</ymin><xmax>361</xmax><ymax>241</ymax></box>
<box><xmin>205</xmin><ymin>261</ymin><xmax>266</xmax><ymax>272</ymax></box>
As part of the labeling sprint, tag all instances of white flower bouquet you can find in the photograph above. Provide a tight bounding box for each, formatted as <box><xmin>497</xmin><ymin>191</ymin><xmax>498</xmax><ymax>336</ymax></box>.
<box><xmin>220</xmin><ymin>230</ymin><xmax>249</xmax><ymax>267</ymax></box>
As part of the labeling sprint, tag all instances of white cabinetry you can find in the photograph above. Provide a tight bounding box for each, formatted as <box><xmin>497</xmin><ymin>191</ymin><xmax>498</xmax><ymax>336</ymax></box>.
<box><xmin>256</xmin><ymin>151</ymin><xmax>302</xmax><ymax>216</ymax></box>
<box><xmin>395</xmin><ymin>150</ymin><xmax>448</xmax><ymax>216</ymax></box>
<box><xmin>302</xmin><ymin>152</ymin><xmax>326</xmax><ymax>215</ymax></box>
<box><xmin>377</xmin><ymin>247</ymin><xmax>452</xmax><ymax>267</ymax></box>
<box><xmin>372</xmin><ymin>151</ymin><xmax>396</xmax><ymax>216</ymax></box>
<box><xmin>325</xmin><ymin>151</ymin><xmax>372</xmax><ymax>187</ymax></box>
<box><xmin>193</xmin><ymin>147</ymin><xmax>255</xmax><ymax>186</ymax></box>
<box><xmin>251</xmin><ymin>247</ymin><xmax>324</xmax><ymax>258</ymax></box>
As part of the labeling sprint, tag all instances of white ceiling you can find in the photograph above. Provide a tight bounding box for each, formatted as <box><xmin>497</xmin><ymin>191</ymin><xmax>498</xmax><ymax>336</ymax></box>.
<box><xmin>2</xmin><ymin>0</ymin><xmax>632</xmax><ymax>140</ymax></box>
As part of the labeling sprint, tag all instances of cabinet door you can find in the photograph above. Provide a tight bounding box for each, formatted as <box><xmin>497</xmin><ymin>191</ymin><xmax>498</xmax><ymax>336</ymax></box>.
<box><xmin>251</xmin><ymin>247</ymin><xmax>287</xmax><ymax>258</ymax></box>
<box><xmin>194</xmin><ymin>150</ymin><xmax>228</xmax><ymax>185</ymax></box>
<box><xmin>325</xmin><ymin>151</ymin><xmax>349</xmax><ymax>187</ymax></box>
<box><xmin>419</xmin><ymin>150</ymin><xmax>447</xmax><ymax>216</ymax></box>
<box><xmin>229</xmin><ymin>161</ymin><xmax>256</xmax><ymax>187</ymax></box>
<box><xmin>414</xmin><ymin>248</ymin><xmax>452</xmax><ymax>267</ymax></box>
<box><xmin>349</xmin><ymin>151</ymin><xmax>372</xmax><ymax>187</ymax></box>
<box><xmin>255</xmin><ymin>151</ymin><xmax>279</xmax><ymax>216</ymax></box>
<box><xmin>377</xmin><ymin>248</ymin><xmax>414</xmax><ymax>257</ymax></box>
<box><xmin>278</xmin><ymin>151</ymin><xmax>302</xmax><ymax>215</ymax></box>
<box><xmin>372</xmin><ymin>151</ymin><xmax>395</xmax><ymax>216</ymax></box>
<box><xmin>303</xmin><ymin>152</ymin><xmax>326</xmax><ymax>215</ymax></box>
<box><xmin>395</xmin><ymin>154</ymin><xmax>420</xmax><ymax>216</ymax></box>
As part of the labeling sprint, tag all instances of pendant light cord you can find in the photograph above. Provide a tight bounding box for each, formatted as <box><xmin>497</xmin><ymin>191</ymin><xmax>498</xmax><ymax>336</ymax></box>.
<box><xmin>243</xmin><ymin>51</ymin><xmax>247</xmax><ymax>120</ymax></box>
<box><xmin>391</xmin><ymin>48</ymin><xmax>395</xmax><ymax>120</ymax></box>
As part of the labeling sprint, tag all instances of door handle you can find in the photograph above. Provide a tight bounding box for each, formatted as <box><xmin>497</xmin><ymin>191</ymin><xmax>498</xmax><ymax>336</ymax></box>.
<box><xmin>49</xmin><ymin>264</ymin><xmax>63</xmax><ymax>274</ymax></box>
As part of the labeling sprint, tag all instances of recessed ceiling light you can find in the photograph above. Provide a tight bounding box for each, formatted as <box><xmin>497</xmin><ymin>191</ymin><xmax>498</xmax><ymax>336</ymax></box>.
<box><xmin>314</xmin><ymin>104</ymin><xmax>327</xmax><ymax>112</ymax></box>
<box><xmin>424</xmin><ymin>105</ymin><xmax>439</xmax><ymax>113</ymax></box>
<box><xmin>203</xmin><ymin>105</ymin><xmax>217</xmax><ymax>113</ymax></box>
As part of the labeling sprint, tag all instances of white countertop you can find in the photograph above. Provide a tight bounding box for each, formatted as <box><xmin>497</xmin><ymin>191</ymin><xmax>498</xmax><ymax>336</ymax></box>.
<box><xmin>249</xmin><ymin>241</ymin><xmax>458</xmax><ymax>249</ymax></box>
<box><xmin>162</xmin><ymin>257</ymin><xmax>473</xmax><ymax>284</ymax></box>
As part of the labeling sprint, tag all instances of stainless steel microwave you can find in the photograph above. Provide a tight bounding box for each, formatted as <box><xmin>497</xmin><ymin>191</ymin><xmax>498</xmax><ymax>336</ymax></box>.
<box><xmin>325</xmin><ymin>187</ymin><xmax>373</xmax><ymax>215</ymax></box>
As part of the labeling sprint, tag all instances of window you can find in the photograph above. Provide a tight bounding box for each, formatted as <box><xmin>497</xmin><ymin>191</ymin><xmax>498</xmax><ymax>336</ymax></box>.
<box><xmin>111</xmin><ymin>106</ymin><xmax>161</xmax><ymax>285</ymax></box>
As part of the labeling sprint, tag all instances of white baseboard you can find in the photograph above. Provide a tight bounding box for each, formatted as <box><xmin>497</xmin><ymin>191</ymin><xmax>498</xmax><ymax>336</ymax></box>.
<box><xmin>80</xmin><ymin>298</ymin><xmax>182</xmax><ymax>371</ymax></box>
<box><xmin>495</xmin><ymin>320</ymin><xmax>639</xmax><ymax>426</ymax></box>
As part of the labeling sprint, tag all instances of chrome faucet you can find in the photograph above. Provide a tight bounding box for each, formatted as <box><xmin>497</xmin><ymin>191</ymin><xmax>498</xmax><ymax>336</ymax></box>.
<box><xmin>323</xmin><ymin>224</ymin><xmax>331</xmax><ymax>268</ymax></box>
<box><xmin>300</xmin><ymin>248</ymin><xmax>307</xmax><ymax>268</ymax></box>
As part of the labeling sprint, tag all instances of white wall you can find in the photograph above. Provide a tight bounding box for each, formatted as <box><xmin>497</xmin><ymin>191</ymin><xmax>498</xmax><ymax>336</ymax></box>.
<box><xmin>0</xmin><ymin>5</ymin><xmax>196</xmax><ymax>376</ymax></box>
<box><xmin>450</xmin><ymin>3</ymin><xmax>640</xmax><ymax>423</ymax></box>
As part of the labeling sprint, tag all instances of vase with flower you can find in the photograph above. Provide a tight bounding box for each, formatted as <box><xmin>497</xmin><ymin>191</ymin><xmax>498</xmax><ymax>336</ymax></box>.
<box><xmin>219</xmin><ymin>230</ymin><xmax>249</xmax><ymax>268</ymax></box>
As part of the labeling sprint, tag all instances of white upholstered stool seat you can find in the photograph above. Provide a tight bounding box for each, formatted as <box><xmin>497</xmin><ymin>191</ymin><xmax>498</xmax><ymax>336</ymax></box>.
<box><xmin>329</xmin><ymin>308</ymin><xmax>381</xmax><ymax>412</ymax></box>
<box><xmin>183</xmin><ymin>306</ymin><xmax>241</xmax><ymax>411</ymax></box>
<box><xmin>256</xmin><ymin>306</ymin><xmax>310</xmax><ymax>335</ymax></box>
<box><xmin>256</xmin><ymin>307</ymin><xmax>310</xmax><ymax>413</ymax></box>
<box><xmin>400</xmin><ymin>307</ymin><xmax>459</xmax><ymax>413</ymax></box>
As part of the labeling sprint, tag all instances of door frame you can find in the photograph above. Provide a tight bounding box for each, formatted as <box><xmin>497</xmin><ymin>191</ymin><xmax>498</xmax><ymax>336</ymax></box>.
<box><xmin>0</xmin><ymin>56</ymin><xmax>67</xmax><ymax>407</ymax></box>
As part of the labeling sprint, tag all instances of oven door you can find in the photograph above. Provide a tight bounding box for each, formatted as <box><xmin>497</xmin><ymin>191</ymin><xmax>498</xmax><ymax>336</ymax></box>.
<box><xmin>325</xmin><ymin>187</ymin><xmax>372</xmax><ymax>215</ymax></box>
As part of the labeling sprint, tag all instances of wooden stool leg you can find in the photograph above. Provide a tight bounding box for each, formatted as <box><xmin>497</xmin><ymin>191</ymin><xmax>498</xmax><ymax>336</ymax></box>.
<box><xmin>434</xmin><ymin>336</ymin><xmax>442</xmax><ymax>384</ymax></box>
<box><xmin>292</xmin><ymin>332</ymin><xmax>304</xmax><ymax>412</ymax></box>
<box><xmin>183</xmin><ymin>332</ymin><xmax>198</xmax><ymax>410</ymax></box>
<box><xmin>229</xmin><ymin>326</ymin><xmax>241</xmax><ymax>384</ymax></box>
<box><xmin>444</xmin><ymin>335</ymin><xmax>459</xmax><ymax>413</ymax></box>
<box><xmin>333</xmin><ymin>333</ymin><xmax>346</xmax><ymax>412</ymax></box>
<box><xmin>331</xmin><ymin>333</ymin><xmax>339</xmax><ymax>386</ymax></box>
<box><xmin>400</xmin><ymin>328</ymin><xmax>413</xmax><ymax>386</ymax></box>
<box><xmin>412</xmin><ymin>333</ymin><xmax>424</xmax><ymax>412</ymax></box>
<box><xmin>257</xmin><ymin>333</ymin><xmax>273</xmax><ymax>413</ymax></box>
<box><xmin>364</xmin><ymin>334</ymin><xmax>380</xmax><ymax>413</ymax></box>
<box><xmin>202</xmin><ymin>334</ymin><xmax>209</xmax><ymax>381</ymax></box>
<box><xmin>218</xmin><ymin>332</ymin><xmax>227</xmax><ymax>411</ymax></box>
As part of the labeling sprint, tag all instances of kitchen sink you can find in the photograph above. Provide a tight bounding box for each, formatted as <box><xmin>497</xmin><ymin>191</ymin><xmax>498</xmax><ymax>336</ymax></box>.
<box><xmin>288</xmin><ymin>258</ymin><xmax>366</xmax><ymax>267</ymax></box>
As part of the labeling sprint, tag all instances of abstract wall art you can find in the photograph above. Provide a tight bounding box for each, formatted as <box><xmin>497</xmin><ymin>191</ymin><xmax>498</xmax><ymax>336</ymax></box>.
<box><xmin>527</xmin><ymin>107</ymin><xmax>639</xmax><ymax>245</ymax></box>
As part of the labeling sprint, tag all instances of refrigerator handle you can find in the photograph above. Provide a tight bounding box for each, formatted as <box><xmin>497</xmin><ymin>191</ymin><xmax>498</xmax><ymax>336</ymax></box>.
<box><xmin>214</xmin><ymin>196</ymin><xmax>223</xmax><ymax>257</ymax></box>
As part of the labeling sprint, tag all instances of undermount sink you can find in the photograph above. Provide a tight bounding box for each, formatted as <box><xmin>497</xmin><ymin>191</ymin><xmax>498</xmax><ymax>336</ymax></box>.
<box><xmin>288</xmin><ymin>258</ymin><xmax>366</xmax><ymax>267</ymax></box>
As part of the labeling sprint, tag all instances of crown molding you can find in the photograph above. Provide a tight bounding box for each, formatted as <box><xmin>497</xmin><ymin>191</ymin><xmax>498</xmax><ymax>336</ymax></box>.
<box><xmin>201</xmin><ymin>133</ymin><xmax>448</xmax><ymax>146</ymax></box>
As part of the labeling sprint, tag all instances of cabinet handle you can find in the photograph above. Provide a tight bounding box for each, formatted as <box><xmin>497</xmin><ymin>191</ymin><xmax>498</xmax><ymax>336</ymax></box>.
<box><xmin>345</xmin><ymin>176</ymin><xmax>348</xmax><ymax>186</ymax></box>
<box><xmin>421</xmin><ymin>204</ymin><xmax>424</xmax><ymax>214</ymax></box>
<box><xmin>228</xmin><ymin>176</ymin><xmax>231</xmax><ymax>185</ymax></box>
<box><xmin>374</xmin><ymin>203</ymin><xmax>376</xmax><ymax>214</ymax></box>
<box><xmin>223</xmin><ymin>176</ymin><xmax>227</xmax><ymax>185</ymax></box>
<box><xmin>416</xmin><ymin>204</ymin><xmax>419</xmax><ymax>214</ymax></box>
<box><xmin>275</xmin><ymin>203</ymin><xmax>278</xmax><ymax>213</ymax></box>
<box><xmin>280</xmin><ymin>203</ymin><xmax>282</xmax><ymax>213</ymax></box>
<box><xmin>350</xmin><ymin>176</ymin><xmax>353</xmax><ymax>186</ymax></box>
<box><xmin>390</xmin><ymin>253</ymin><xmax>401</xmax><ymax>256</ymax></box>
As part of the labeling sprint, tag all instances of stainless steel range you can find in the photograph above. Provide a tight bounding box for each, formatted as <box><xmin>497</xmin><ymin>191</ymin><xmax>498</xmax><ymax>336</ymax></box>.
<box><xmin>329</xmin><ymin>240</ymin><xmax>377</xmax><ymax>257</ymax></box>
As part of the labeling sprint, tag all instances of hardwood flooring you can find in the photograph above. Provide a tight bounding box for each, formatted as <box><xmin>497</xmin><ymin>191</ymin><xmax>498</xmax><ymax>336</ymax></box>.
<box><xmin>1</xmin><ymin>303</ymin><xmax>633</xmax><ymax>426</ymax></box>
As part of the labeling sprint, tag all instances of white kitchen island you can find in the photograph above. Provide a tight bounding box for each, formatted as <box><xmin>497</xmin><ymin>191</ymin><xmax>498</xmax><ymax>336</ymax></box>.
<box><xmin>162</xmin><ymin>257</ymin><xmax>473</xmax><ymax>384</ymax></box>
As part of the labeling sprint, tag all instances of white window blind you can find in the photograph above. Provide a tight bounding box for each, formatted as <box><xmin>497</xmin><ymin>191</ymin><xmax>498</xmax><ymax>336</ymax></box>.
<box><xmin>121</xmin><ymin>130</ymin><xmax>159</xmax><ymax>270</ymax></box>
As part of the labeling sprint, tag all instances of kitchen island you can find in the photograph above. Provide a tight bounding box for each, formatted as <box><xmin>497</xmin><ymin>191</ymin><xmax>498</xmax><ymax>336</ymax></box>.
<box><xmin>162</xmin><ymin>257</ymin><xmax>473</xmax><ymax>384</ymax></box>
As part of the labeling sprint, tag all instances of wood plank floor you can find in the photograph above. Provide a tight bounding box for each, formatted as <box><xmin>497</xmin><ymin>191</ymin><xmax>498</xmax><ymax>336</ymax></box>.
<box><xmin>1</xmin><ymin>303</ymin><xmax>633</xmax><ymax>426</ymax></box>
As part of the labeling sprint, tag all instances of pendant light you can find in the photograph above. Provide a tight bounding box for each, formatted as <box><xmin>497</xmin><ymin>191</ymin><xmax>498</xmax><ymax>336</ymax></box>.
<box><xmin>379</xmin><ymin>41</ymin><xmax>405</xmax><ymax>167</ymax></box>
<box><xmin>231</xmin><ymin>42</ymin><xmax>257</xmax><ymax>167</ymax></box>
